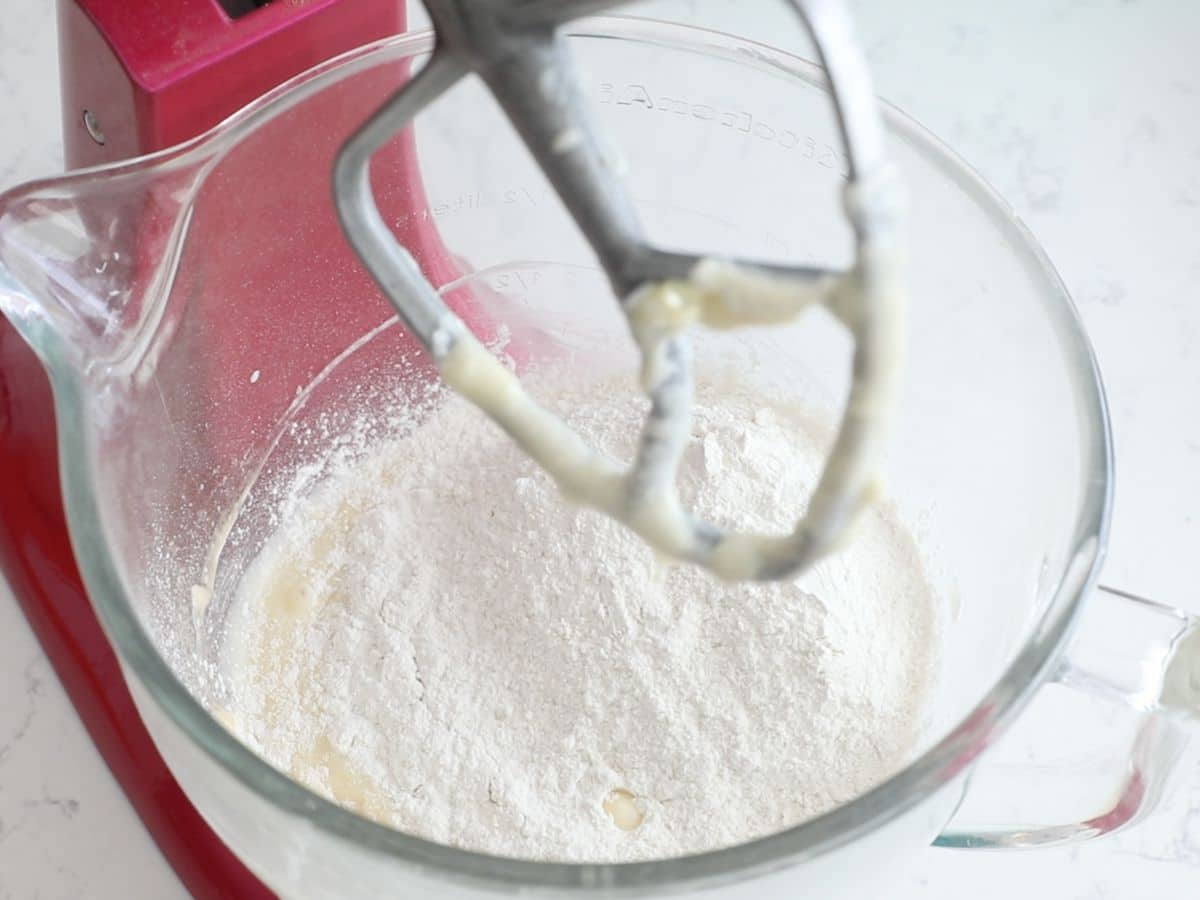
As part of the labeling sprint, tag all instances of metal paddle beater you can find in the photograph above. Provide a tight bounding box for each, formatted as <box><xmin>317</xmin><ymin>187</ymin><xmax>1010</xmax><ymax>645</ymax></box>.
<box><xmin>333</xmin><ymin>0</ymin><xmax>905</xmax><ymax>581</ymax></box>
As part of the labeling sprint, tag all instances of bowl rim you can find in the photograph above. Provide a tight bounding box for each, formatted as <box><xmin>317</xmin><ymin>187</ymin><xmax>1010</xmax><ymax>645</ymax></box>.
<box><xmin>42</xmin><ymin>16</ymin><xmax>1112</xmax><ymax>894</ymax></box>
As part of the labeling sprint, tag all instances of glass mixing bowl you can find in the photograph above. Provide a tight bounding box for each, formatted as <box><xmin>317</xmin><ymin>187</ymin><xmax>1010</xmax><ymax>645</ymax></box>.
<box><xmin>1</xmin><ymin>17</ymin><xmax>1196</xmax><ymax>900</ymax></box>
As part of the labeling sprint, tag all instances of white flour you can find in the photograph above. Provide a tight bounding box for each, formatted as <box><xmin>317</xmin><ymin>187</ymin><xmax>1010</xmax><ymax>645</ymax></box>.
<box><xmin>221</xmin><ymin>370</ymin><xmax>940</xmax><ymax>862</ymax></box>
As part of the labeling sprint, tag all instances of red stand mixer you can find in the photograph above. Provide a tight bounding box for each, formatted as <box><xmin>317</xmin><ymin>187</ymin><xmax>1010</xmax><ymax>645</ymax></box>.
<box><xmin>1</xmin><ymin>2</ymin><xmax>436</xmax><ymax>895</ymax></box>
<box><xmin>0</xmin><ymin>0</ymin><xmax>988</xmax><ymax>893</ymax></box>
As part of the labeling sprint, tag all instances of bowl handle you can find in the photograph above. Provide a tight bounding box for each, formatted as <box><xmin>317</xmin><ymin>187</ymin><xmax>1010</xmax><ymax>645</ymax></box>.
<box><xmin>936</xmin><ymin>585</ymin><xmax>1198</xmax><ymax>849</ymax></box>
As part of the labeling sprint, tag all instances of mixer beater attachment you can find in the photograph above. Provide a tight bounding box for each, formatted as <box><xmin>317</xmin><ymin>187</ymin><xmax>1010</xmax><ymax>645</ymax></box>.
<box><xmin>334</xmin><ymin>0</ymin><xmax>905</xmax><ymax>581</ymax></box>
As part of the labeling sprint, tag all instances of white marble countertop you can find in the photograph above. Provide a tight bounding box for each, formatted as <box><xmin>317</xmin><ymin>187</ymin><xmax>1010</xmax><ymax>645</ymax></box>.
<box><xmin>1</xmin><ymin>1</ymin><xmax>1198</xmax><ymax>897</ymax></box>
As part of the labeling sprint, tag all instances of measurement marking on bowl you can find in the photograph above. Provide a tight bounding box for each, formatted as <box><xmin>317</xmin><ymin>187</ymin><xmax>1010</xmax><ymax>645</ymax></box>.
<box><xmin>603</xmin><ymin>788</ymin><xmax>644</xmax><ymax>831</ymax></box>
<box><xmin>82</xmin><ymin>109</ymin><xmax>106</xmax><ymax>145</ymax></box>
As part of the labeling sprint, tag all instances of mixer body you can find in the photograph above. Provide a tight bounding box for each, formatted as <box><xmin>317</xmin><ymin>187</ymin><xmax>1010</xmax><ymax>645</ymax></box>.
<box><xmin>0</xmin><ymin>2</ymin><xmax>408</xmax><ymax>895</ymax></box>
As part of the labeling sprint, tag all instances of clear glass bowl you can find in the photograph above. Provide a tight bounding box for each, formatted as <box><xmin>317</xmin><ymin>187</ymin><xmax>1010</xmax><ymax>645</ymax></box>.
<box><xmin>6</xmin><ymin>16</ymin><xmax>1180</xmax><ymax>900</ymax></box>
